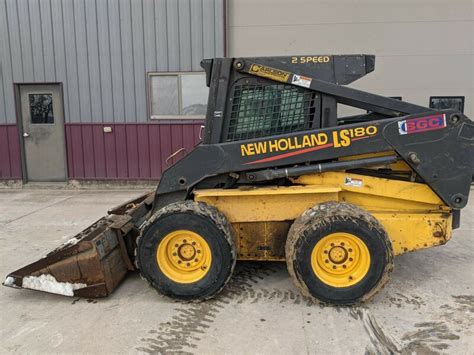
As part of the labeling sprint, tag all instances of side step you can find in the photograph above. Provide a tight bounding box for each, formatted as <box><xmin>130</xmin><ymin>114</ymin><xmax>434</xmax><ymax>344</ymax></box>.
<box><xmin>3</xmin><ymin>192</ymin><xmax>154</xmax><ymax>298</ymax></box>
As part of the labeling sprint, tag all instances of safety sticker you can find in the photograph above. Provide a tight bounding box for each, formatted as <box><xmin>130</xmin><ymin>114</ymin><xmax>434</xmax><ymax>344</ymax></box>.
<box><xmin>249</xmin><ymin>64</ymin><xmax>291</xmax><ymax>83</ymax></box>
<box><xmin>291</xmin><ymin>74</ymin><xmax>312</xmax><ymax>88</ymax></box>
<box><xmin>344</xmin><ymin>177</ymin><xmax>363</xmax><ymax>187</ymax></box>
<box><xmin>398</xmin><ymin>114</ymin><xmax>446</xmax><ymax>135</ymax></box>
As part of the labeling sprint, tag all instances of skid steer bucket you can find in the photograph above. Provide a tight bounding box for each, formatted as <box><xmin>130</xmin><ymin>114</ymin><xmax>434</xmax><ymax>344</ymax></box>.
<box><xmin>3</xmin><ymin>192</ymin><xmax>153</xmax><ymax>298</ymax></box>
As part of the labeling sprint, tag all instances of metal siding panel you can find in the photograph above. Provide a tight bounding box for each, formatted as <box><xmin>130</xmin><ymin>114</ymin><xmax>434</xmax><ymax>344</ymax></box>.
<box><xmin>65</xmin><ymin>125</ymin><xmax>74</xmax><ymax>177</ymax></box>
<box><xmin>8</xmin><ymin>125</ymin><xmax>22</xmax><ymax>177</ymax></box>
<box><xmin>39</xmin><ymin>0</ymin><xmax>56</xmax><ymax>80</ymax></box>
<box><xmin>143</xmin><ymin>0</ymin><xmax>156</xmax><ymax>72</ymax></box>
<box><xmin>182</xmin><ymin>123</ymin><xmax>197</xmax><ymax>151</ymax></box>
<box><xmin>0</xmin><ymin>126</ymin><xmax>11</xmax><ymax>177</ymax></box>
<box><xmin>159</xmin><ymin>124</ymin><xmax>172</xmax><ymax>173</ymax></box>
<box><xmin>104</xmin><ymin>125</ymin><xmax>117</xmax><ymax>177</ymax></box>
<box><xmin>178</xmin><ymin>0</ymin><xmax>191</xmax><ymax>71</ymax></box>
<box><xmin>17</xmin><ymin>0</ymin><xmax>34</xmax><ymax>81</ymax></box>
<box><xmin>155</xmin><ymin>0</ymin><xmax>168</xmax><ymax>71</ymax></box>
<box><xmin>202</xmin><ymin>0</ymin><xmax>215</xmax><ymax>59</ymax></box>
<box><xmin>51</xmin><ymin>0</ymin><xmax>69</xmax><ymax>121</ymax></box>
<box><xmin>73</xmin><ymin>0</ymin><xmax>92</xmax><ymax>122</ymax></box>
<box><xmin>119</xmin><ymin>0</ymin><xmax>136</xmax><ymax>123</ymax></box>
<box><xmin>85</xmin><ymin>0</ymin><xmax>102</xmax><ymax>123</ymax></box>
<box><xmin>5</xmin><ymin>0</ymin><xmax>23</xmax><ymax>82</ymax></box>
<box><xmin>92</xmin><ymin>125</ymin><xmax>106</xmax><ymax>178</ymax></box>
<box><xmin>81</xmin><ymin>124</ymin><xmax>96</xmax><ymax>177</ymax></box>
<box><xmin>62</xmin><ymin>122</ymin><xmax>206</xmax><ymax>179</ymax></box>
<box><xmin>126</xmin><ymin>124</ymin><xmax>139</xmax><ymax>178</ymax></box>
<box><xmin>96</xmin><ymin>0</ymin><xmax>113</xmax><ymax>122</ymax></box>
<box><xmin>0</xmin><ymin>1</ymin><xmax>10</xmax><ymax>124</ymax></box>
<box><xmin>29</xmin><ymin>0</ymin><xmax>46</xmax><ymax>81</ymax></box>
<box><xmin>62</xmin><ymin>0</ymin><xmax>80</xmax><ymax>122</ymax></box>
<box><xmin>230</xmin><ymin>0</ymin><xmax>471</xmax><ymax>26</ymax></box>
<box><xmin>170</xmin><ymin>124</ymin><xmax>183</xmax><ymax>157</ymax></box>
<box><xmin>149</xmin><ymin>124</ymin><xmax>161</xmax><ymax>176</ymax></box>
<box><xmin>115</xmin><ymin>124</ymin><xmax>128</xmax><ymax>177</ymax></box>
<box><xmin>108</xmin><ymin>0</ymin><xmax>125</xmax><ymax>122</ymax></box>
<box><xmin>166</xmin><ymin>0</ymin><xmax>179</xmax><ymax>71</ymax></box>
<box><xmin>131</xmin><ymin>0</ymin><xmax>147</xmax><ymax>123</ymax></box>
<box><xmin>137</xmin><ymin>124</ymin><xmax>151</xmax><ymax>177</ymax></box>
<box><xmin>190</xmin><ymin>0</ymin><xmax>203</xmax><ymax>71</ymax></box>
<box><xmin>71</xmin><ymin>125</ymin><xmax>85</xmax><ymax>178</ymax></box>
<box><xmin>143</xmin><ymin>0</ymin><xmax>155</xmax><ymax>122</ymax></box>
<box><xmin>214</xmin><ymin>0</ymin><xmax>224</xmax><ymax>56</ymax></box>
<box><xmin>0</xmin><ymin>69</ymin><xmax>5</xmax><ymax>124</ymax></box>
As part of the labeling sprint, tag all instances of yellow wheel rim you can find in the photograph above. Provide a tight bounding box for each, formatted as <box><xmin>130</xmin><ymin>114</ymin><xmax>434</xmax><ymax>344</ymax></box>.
<box><xmin>311</xmin><ymin>232</ymin><xmax>371</xmax><ymax>288</ymax></box>
<box><xmin>157</xmin><ymin>230</ymin><xmax>212</xmax><ymax>283</ymax></box>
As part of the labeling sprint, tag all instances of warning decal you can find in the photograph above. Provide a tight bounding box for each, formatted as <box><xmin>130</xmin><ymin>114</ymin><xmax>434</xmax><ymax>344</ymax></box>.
<box><xmin>291</xmin><ymin>74</ymin><xmax>312</xmax><ymax>88</ymax></box>
<box><xmin>344</xmin><ymin>177</ymin><xmax>363</xmax><ymax>187</ymax></box>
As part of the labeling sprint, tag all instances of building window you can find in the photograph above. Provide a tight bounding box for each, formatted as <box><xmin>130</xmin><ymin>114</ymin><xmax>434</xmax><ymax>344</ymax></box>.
<box><xmin>149</xmin><ymin>72</ymin><xmax>208</xmax><ymax>119</ymax></box>
<box><xmin>429</xmin><ymin>96</ymin><xmax>465</xmax><ymax>113</ymax></box>
<box><xmin>29</xmin><ymin>93</ymin><xmax>54</xmax><ymax>124</ymax></box>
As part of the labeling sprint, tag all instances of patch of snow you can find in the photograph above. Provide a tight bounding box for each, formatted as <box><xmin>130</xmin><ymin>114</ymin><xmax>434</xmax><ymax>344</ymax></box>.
<box><xmin>3</xmin><ymin>276</ymin><xmax>15</xmax><ymax>287</ymax></box>
<box><xmin>22</xmin><ymin>274</ymin><xmax>87</xmax><ymax>297</ymax></box>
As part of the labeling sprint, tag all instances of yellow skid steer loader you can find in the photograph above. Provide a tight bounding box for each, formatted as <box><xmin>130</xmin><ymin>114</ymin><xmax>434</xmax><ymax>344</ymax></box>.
<box><xmin>4</xmin><ymin>55</ymin><xmax>473</xmax><ymax>305</ymax></box>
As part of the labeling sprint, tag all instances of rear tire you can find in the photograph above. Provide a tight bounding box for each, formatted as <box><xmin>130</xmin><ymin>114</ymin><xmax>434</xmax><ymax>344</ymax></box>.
<box><xmin>285</xmin><ymin>202</ymin><xmax>393</xmax><ymax>305</ymax></box>
<box><xmin>137</xmin><ymin>201</ymin><xmax>236</xmax><ymax>301</ymax></box>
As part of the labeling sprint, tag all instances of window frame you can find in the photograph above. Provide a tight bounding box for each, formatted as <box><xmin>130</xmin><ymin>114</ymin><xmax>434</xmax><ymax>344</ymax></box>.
<box><xmin>429</xmin><ymin>96</ymin><xmax>465</xmax><ymax>114</ymax></box>
<box><xmin>147</xmin><ymin>71</ymin><xmax>208</xmax><ymax>120</ymax></box>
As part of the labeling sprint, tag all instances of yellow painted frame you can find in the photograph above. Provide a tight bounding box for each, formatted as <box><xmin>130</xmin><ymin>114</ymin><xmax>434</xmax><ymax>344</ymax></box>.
<box><xmin>194</xmin><ymin>172</ymin><xmax>452</xmax><ymax>258</ymax></box>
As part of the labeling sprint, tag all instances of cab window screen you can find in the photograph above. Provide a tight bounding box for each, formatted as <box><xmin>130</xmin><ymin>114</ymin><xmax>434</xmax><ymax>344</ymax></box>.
<box><xmin>226</xmin><ymin>84</ymin><xmax>316</xmax><ymax>141</ymax></box>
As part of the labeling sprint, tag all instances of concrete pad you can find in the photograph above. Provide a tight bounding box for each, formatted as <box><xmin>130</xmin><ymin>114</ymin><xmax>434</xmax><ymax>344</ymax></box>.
<box><xmin>0</xmin><ymin>189</ymin><xmax>473</xmax><ymax>354</ymax></box>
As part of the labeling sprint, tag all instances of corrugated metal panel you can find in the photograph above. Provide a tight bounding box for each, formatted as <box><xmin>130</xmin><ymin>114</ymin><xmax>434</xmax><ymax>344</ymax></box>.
<box><xmin>96</xmin><ymin>0</ymin><xmax>114</xmax><ymax>122</ymax></box>
<box><xmin>85</xmin><ymin>0</ymin><xmax>102</xmax><ymax>123</ymax></box>
<box><xmin>178</xmin><ymin>0</ymin><xmax>192</xmax><ymax>71</ymax></box>
<box><xmin>108</xmin><ymin>0</ymin><xmax>125</xmax><ymax>123</ymax></box>
<box><xmin>63</xmin><ymin>0</ymin><xmax>81</xmax><ymax>123</ymax></box>
<box><xmin>0</xmin><ymin>0</ymin><xmax>9</xmax><ymax>125</ymax></box>
<box><xmin>131</xmin><ymin>0</ymin><xmax>147</xmax><ymax>123</ymax></box>
<box><xmin>166</xmin><ymin>0</ymin><xmax>180</xmax><ymax>72</ymax></box>
<box><xmin>155</xmin><ymin>0</ymin><xmax>168</xmax><ymax>71</ymax></box>
<box><xmin>65</xmin><ymin>123</ymin><xmax>202</xmax><ymax>179</ymax></box>
<box><xmin>29</xmin><ymin>0</ymin><xmax>45</xmax><ymax>82</ymax></box>
<box><xmin>190</xmin><ymin>0</ymin><xmax>204</xmax><ymax>71</ymax></box>
<box><xmin>0</xmin><ymin>0</ymin><xmax>225</xmax><ymax>124</ymax></box>
<box><xmin>0</xmin><ymin>125</ymin><xmax>22</xmax><ymax>178</ymax></box>
<box><xmin>17</xmin><ymin>1</ymin><xmax>34</xmax><ymax>82</ymax></box>
<box><xmin>119</xmin><ymin>0</ymin><xmax>136</xmax><ymax>124</ymax></box>
<box><xmin>39</xmin><ymin>1</ymin><xmax>56</xmax><ymax>80</ymax></box>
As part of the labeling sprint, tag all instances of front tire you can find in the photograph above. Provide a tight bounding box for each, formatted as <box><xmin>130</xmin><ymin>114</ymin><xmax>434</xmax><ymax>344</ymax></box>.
<box><xmin>137</xmin><ymin>201</ymin><xmax>236</xmax><ymax>301</ymax></box>
<box><xmin>286</xmin><ymin>202</ymin><xmax>393</xmax><ymax>305</ymax></box>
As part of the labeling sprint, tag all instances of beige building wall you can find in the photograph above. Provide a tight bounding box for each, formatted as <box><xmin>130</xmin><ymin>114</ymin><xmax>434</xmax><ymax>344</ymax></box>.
<box><xmin>228</xmin><ymin>0</ymin><xmax>473</xmax><ymax>118</ymax></box>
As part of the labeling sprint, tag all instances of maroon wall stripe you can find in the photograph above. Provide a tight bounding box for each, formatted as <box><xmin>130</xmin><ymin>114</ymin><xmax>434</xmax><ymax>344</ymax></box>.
<box><xmin>0</xmin><ymin>125</ymin><xmax>22</xmax><ymax>179</ymax></box>
<box><xmin>65</xmin><ymin>123</ymin><xmax>203</xmax><ymax>179</ymax></box>
<box><xmin>0</xmin><ymin>123</ymin><xmax>203</xmax><ymax>180</ymax></box>
<box><xmin>148</xmin><ymin>124</ymin><xmax>161</xmax><ymax>177</ymax></box>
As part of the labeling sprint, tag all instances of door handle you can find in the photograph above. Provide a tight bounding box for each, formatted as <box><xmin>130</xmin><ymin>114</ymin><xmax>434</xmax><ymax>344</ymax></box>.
<box><xmin>23</xmin><ymin>132</ymin><xmax>30</xmax><ymax>137</ymax></box>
